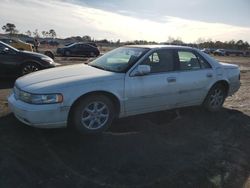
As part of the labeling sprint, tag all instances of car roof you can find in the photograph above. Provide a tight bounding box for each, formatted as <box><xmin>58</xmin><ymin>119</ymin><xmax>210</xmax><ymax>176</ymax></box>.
<box><xmin>70</xmin><ymin>42</ymin><xmax>97</xmax><ymax>48</ymax></box>
<box><xmin>124</xmin><ymin>45</ymin><xmax>196</xmax><ymax>50</ymax></box>
<box><xmin>0</xmin><ymin>38</ymin><xmax>11</xmax><ymax>41</ymax></box>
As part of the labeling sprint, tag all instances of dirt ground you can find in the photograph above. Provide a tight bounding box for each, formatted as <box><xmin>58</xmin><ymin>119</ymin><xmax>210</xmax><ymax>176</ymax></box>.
<box><xmin>0</xmin><ymin>55</ymin><xmax>250</xmax><ymax>188</ymax></box>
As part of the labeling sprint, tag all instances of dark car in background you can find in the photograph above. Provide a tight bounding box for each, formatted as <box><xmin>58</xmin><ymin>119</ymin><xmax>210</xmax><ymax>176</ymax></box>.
<box><xmin>64</xmin><ymin>42</ymin><xmax>97</xmax><ymax>47</ymax></box>
<box><xmin>40</xmin><ymin>40</ymin><xmax>59</xmax><ymax>46</ymax></box>
<box><xmin>201</xmin><ymin>48</ymin><xmax>216</xmax><ymax>54</ymax></box>
<box><xmin>213</xmin><ymin>49</ymin><xmax>226</xmax><ymax>56</ymax></box>
<box><xmin>0</xmin><ymin>41</ymin><xmax>57</xmax><ymax>76</ymax></box>
<box><xmin>225</xmin><ymin>49</ymin><xmax>244</xmax><ymax>56</ymax></box>
<box><xmin>57</xmin><ymin>42</ymin><xmax>100</xmax><ymax>57</ymax></box>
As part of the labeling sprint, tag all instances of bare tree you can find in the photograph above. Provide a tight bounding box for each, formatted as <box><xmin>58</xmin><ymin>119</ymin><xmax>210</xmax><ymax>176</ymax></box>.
<box><xmin>42</xmin><ymin>31</ymin><xmax>47</xmax><ymax>38</ymax></box>
<box><xmin>33</xmin><ymin>29</ymin><xmax>40</xmax><ymax>38</ymax></box>
<box><xmin>196</xmin><ymin>38</ymin><xmax>206</xmax><ymax>44</ymax></box>
<box><xmin>2</xmin><ymin>23</ymin><xmax>18</xmax><ymax>35</ymax></box>
<box><xmin>49</xmin><ymin>29</ymin><xmax>56</xmax><ymax>38</ymax></box>
<box><xmin>82</xmin><ymin>35</ymin><xmax>91</xmax><ymax>42</ymax></box>
<box><xmin>25</xmin><ymin>30</ymin><xmax>32</xmax><ymax>37</ymax></box>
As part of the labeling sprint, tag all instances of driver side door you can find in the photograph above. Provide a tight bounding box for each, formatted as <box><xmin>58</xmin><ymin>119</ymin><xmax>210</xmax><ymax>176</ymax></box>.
<box><xmin>124</xmin><ymin>49</ymin><xmax>179</xmax><ymax>116</ymax></box>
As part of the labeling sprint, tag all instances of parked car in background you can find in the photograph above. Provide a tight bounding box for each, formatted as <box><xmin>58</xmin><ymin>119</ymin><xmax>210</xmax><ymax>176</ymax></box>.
<box><xmin>201</xmin><ymin>48</ymin><xmax>216</xmax><ymax>54</ymax></box>
<box><xmin>213</xmin><ymin>49</ymin><xmax>226</xmax><ymax>56</ymax></box>
<box><xmin>48</xmin><ymin>40</ymin><xmax>59</xmax><ymax>46</ymax></box>
<box><xmin>65</xmin><ymin>42</ymin><xmax>97</xmax><ymax>47</ymax></box>
<box><xmin>25</xmin><ymin>39</ymin><xmax>35</xmax><ymax>45</ymax></box>
<box><xmin>0</xmin><ymin>38</ymin><xmax>33</xmax><ymax>51</ymax></box>
<box><xmin>0</xmin><ymin>41</ymin><xmax>57</xmax><ymax>76</ymax></box>
<box><xmin>8</xmin><ymin>45</ymin><xmax>240</xmax><ymax>134</ymax></box>
<box><xmin>40</xmin><ymin>40</ymin><xmax>59</xmax><ymax>46</ymax></box>
<box><xmin>225</xmin><ymin>49</ymin><xmax>244</xmax><ymax>56</ymax></box>
<box><xmin>57</xmin><ymin>42</ymin><xmax>100</xmax><ymax>57</ymax></box>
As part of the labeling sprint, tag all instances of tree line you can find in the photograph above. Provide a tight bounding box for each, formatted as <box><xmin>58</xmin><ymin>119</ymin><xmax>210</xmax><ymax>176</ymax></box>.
<box><xmin>1</xmin><ymin>23</ymin><xmax>249</xmax><ymax>50</ymax></box>
<box><xmin>2</xmin><ymin>23</ymin><xmax>57</xmax><ymax>39</ymax></box>
<box><xmin>197</xmin><ymin>40</ymin><xmax>249</xmax><ymax>50</ymax></box>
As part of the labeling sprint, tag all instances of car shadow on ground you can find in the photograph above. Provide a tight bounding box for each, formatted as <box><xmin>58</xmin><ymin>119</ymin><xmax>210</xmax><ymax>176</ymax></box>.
<box><xmin>0</xmin><ymin>108</ymin><xmax>250</xmax><ymax>188</ymax></box>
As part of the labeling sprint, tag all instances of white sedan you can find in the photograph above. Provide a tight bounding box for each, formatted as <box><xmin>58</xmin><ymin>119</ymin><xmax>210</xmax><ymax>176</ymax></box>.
<box><xmin>8</xmin><ymin>45</ymin><xmax>240</xmax><ymax>134</ymax></box>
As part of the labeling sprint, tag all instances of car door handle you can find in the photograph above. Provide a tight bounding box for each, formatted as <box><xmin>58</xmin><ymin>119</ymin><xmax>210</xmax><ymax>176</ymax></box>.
<box><xmin>206</xmin><ymin>73</ymin><xmax>213</xmax><ymax>78</ymax></box>
<box><xmin>167</xmin><ymin>77</ymin><xmax>176</xmax><ymax>83</ymax></box>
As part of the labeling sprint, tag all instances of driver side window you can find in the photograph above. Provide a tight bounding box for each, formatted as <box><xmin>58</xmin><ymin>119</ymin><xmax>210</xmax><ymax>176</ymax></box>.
<box><xmin>141</xmin><ymin>49</ymin><xmax>175</xmax><ymax>73</ymax></box>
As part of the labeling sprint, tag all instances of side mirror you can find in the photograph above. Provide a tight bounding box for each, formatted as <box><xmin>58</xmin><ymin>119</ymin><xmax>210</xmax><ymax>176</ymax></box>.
<box><xmin>131</xmin><ymin>65</ymin><xmax>151</xmax><ymax>76</ymax></box>
<box><xmin>2</xmin><ymin>47</ymin><xmax>10</xmax><ymax>54</ymax></box>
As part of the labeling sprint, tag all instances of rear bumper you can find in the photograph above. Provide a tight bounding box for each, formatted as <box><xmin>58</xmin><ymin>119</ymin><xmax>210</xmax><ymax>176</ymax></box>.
<box><xmin>228</xmin><ymin>82</ymin><xmax>240</xmax><ymax>96</ymax></box>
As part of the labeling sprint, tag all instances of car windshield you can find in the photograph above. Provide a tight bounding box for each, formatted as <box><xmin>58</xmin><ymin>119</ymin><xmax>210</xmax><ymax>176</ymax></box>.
<box><xmin>89</xmin><ymin>47</ymin><xmax>149</xmax><ymax>73</ymax></box>
<box><xmin>67</xmin><ymin>43</ymin><xmax>76</xmax><ymax>47</ymax></box>
<box><xmin>0</xmin><ymin>41</ymin><xmax>19</xmax><ymax>52</ymax></box>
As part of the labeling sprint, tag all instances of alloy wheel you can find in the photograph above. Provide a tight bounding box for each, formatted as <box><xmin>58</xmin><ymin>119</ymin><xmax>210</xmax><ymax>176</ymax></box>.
<box><xmin>81</xmin><ymin>101</ymin><xmax>109</xmax><ymax>130</ymax></box>
<box><xmin>22</xmin><ymin>64</ymin><xmax>39</xmax><ymax>75</ymax></box>
<box><xmin>208</xmin><ymin>88</ymin><xmax>224</xmax><ymax>109</ymax></box>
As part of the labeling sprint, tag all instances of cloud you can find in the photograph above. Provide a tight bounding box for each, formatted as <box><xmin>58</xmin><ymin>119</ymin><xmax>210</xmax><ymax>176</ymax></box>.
<box><xmin>0</xmin><ymin>0</ymin><xmax>250</xmax><ymax>42</ymax></box>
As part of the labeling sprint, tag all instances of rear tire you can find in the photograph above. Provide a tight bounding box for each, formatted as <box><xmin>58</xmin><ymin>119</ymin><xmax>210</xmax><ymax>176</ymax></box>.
<box><xmin>72</xmin><ymin>95</ymin><xmax>115</xmax><ymax>134</ymax></box>
<box><xmin>203</xmin><ymin>84</ymin><xmax>226</xmax><ymax>112</ymax></box>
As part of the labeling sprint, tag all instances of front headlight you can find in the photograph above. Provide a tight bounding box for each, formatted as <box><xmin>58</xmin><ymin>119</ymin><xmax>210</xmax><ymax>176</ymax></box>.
<box><xmin>41</xmin><ymin>57</ymin><xmax>53</xmax><ymax>64</ymax></box>
<box><xmin>18</xmin><ymin>90</ymin><xmax>63</xmax><ymax>104</ymax></box>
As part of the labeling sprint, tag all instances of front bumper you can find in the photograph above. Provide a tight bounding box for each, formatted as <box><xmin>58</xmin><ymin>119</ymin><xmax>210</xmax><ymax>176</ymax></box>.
<box><xmin>8</xmin><ymin>93</ymin><xmax>70</xmax><ymax>128</ymax></box>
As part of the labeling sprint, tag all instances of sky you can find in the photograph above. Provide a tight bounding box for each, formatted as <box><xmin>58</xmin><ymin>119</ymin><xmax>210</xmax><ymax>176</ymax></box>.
<box><xmin>0</xmin><ymin>0</ymin><xmax>250</xmax><ymax>43</ymax></box>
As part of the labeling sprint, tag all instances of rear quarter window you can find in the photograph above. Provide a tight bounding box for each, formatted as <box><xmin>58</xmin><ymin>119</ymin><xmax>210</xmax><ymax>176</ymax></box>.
<box><xmin>177</xmin><ymin>50</ymin><xmax>212</xmax><ymax>71</ymax></box>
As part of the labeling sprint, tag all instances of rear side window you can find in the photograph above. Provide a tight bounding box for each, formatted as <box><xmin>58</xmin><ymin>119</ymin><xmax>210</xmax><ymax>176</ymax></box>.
<box><xmin>81</xmin><ymin>44</ymin><xmax>92</xmax><ymax>50</ymax></box>
<box><xmin>177</xmin><ymin>51</ymin><xmax>211</xmax><ymax>71</ymax></box>
<box><xmin>196</xmin><ymin>54</ymin><xmax>212</xmax><ymax>69</ymax></box>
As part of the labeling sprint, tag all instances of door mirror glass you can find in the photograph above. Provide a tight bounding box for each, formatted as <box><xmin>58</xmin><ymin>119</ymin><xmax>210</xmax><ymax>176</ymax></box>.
<box><xmin>132</xmin><ymin>65</ymin><xmax>151</xmax><ymax>76</ymax></box>
<box><xmin>3</xmin><ymin>47</ymin><xmax>10</xmax><ymax>54</ymax></box>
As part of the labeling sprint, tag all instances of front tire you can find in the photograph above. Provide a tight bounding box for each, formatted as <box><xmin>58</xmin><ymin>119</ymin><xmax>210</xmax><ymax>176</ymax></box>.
<box><xmin>203</xmin><ymin>84</ymin><xmax>226</xmax><ymax>112</ymax></box>
<box><xmin>21</xmin><ymin>63</ymin><xmax>40</xmax><ymax>76</ymax></box>
<box><xmin>72</xmin><ymin>95</ymin><xmax>115</xmax><ymax>134</ymax></box>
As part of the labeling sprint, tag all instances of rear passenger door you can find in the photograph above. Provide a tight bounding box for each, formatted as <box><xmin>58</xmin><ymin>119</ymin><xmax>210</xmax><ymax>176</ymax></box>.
<box><xmin>80</xmin><ymin>44</ymin><xmax>92</xmax><ymax>56</ymax></box>
<box><xmin>174</xmin><ymin>50</ymin><xmax>215</xmax><ymax>106</ymax></box>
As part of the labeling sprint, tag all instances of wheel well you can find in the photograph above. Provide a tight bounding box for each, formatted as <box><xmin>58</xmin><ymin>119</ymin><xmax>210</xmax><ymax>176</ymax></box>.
<box><xmin>211</xmin><ymin>80</ymin><xmax>229</xmax><ymax>95</ymax></box>
<box><xmin>202</xmin><ymin>80</ymin><xmax>229</xmax><ymax>106</ymax></box>
<box><xmin>67</xmin><ymin>91</ymin><xmax>121</xmax><ymax>126</ymax></box>
<box><xmin>21</xmin><ymin>61</ymin><xmax>42</xmax><ymax>69</ymax></box>
<box><xmin>44</xmin><ymin>50</ymin><xmax>55</xmax><ymax>59</ymax></box>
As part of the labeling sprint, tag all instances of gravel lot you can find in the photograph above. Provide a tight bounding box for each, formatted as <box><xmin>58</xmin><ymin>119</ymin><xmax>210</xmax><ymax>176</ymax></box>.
<box><xmin>0</xmin><ymin>55</ymin><xmax>250</xmax><ymax>188</ymax></box>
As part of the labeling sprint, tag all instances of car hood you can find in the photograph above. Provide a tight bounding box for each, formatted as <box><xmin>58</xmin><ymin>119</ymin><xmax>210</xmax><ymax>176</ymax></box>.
<box><xmin>20</xmin><ymin>50</ymin><xmax>48</xmax><ymax>58</ymax></box>
<box><xmin>16</xmin><ymin>64</ymin><xmax>123</xmax><ymax>91</ymax></box>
